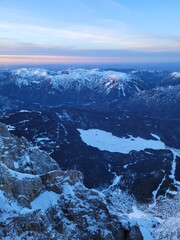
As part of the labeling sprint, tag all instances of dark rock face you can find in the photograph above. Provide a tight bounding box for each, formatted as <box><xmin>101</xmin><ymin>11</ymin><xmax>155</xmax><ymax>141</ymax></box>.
<box><xmin>0</xmin><ymin>122</ymin><xmax>11</xmax><ymax>137</ymax></box>
<box><xmin>0</xmin><ymin>122</ymin><xmax>142</xmax><ymax>239</ymax></box>
<box><xmin>126</xmin><ymin>226</ymin><xmax>143</xmax><ymax>240</ymax></box>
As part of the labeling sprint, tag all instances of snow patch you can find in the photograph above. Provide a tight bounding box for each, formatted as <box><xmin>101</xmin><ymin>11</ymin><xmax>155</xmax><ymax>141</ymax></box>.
<box><xmin>7</xmin><ymin>125</ymin><xmax>16</xmax><ymax>131</ymax></box>
<box><xmin>1</xmin><ymin>162</ymin><xmax>38</xmax><ymax>179</ymax></box>
<box><xmin>21</xmin><ymin>154</ymin><xmax>31</xmax><ymax>164</ymax></box>
<box><xmin>35</xmin><ymin>137</ymin><xmax>50</xmax><ymax>142</ymax></box>
<box><xmin>168</xmin><ymin>148</ymin><xmax>180</xmax><ymax>186</ymax></box>
<box><xmin>0</xmin><ymin>190</ymin><xmax>30</xmax><ymax>218</ymax></box>
<box><xmin>63</xmin><ymin>183</ymin><xmax>74</xmax><ymax>196</ymax></box>
<box><xmin>19</xmin><ymin>110</ymin><xmax>32</xmax><ymax>113</ymax></box>
<box><xmin>13</xmin><ymin>162</ymin><xmax>19</xmax><ymax>169</ymax></box>
<box><xmin>31</xmin><ymin>191</ymin><xmax>59</xmax><ymax>211</ymax></box>
<box><xmin>128</xmin><ymin>206</ymin><xmax>156</xmax><ymax>240</ymax></box>
<box><xmin>150</xmin><ymin>174</ymin><xmax>166</xmax><ymax>207</ymax></box>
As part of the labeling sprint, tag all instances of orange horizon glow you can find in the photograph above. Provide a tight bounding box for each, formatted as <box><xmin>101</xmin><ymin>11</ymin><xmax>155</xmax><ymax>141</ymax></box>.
<box><xmin>0</xmin><ymin>55</ymin><xmax>179</xmax><ymax>65</ymax></box>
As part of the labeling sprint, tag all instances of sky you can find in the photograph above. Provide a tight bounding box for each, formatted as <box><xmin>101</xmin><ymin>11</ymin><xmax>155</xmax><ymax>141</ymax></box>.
<box><xmin>0</xmin><ymin>0</ymin><xmax>180</xmax><ymax>64</ymax></box>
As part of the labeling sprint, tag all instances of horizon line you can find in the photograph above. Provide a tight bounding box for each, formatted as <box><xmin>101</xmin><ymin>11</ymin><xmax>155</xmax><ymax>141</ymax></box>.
<box><xmin>0</xmin><ymin>55</ymin><xmax>180</xmax><ymax>65</ymax></box>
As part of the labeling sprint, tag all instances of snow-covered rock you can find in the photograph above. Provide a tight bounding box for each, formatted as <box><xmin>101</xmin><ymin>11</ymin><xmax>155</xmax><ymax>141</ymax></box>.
<box><xmin>0</xmin><ymin>122</ymin><xmax>143</xmax><ymax>239</ymax></box>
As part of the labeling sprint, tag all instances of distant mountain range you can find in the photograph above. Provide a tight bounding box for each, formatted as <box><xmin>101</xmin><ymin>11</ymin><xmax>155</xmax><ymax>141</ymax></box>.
<box><xmin>0</xmin><ymin>68</ymin><xmax>179</xmax><ymax>117</ymax></box>
<box><xmin>0</xmin><ymin>67</ymin><xmax>180</xmax><ymax>239</ymax></box>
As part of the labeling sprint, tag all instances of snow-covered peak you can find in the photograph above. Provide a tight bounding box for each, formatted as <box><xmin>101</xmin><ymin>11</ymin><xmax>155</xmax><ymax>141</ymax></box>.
<box><xmin>171</xmin><ymin>72</ymin><xmax>180</xmax><ymax>78</ymax></box>
<box><xmin>12</xmin><ymin>68</ymin><xmax>51</xmax><ymax>88</ymax></box>
<box><xmin>13</xmin><ymin>68</ymin><xmax>49</xmax><ymax>79</ymax></box>
<box><xmin>50</xmin><ymin>68</ymin><xmax>133</xmax><ymax>85</ymax></box>
<box><xmin>10</xmin><ymin>67</ymin><xmax>142</xmax><ymax>96</ymax></box>
<box><xmin>59</xmin><ymin>68</ymin><xmax>132</xmax><ymax>80</ymax></box>
<box><xmin>11</xmin><ymin>68</ymin><xmax>135</xmax><ymax>85</ymax></box>
<box><xmin>51</xmin><ymin>68</ymin><xmax>136</xmax><ymax>94</ymax></box>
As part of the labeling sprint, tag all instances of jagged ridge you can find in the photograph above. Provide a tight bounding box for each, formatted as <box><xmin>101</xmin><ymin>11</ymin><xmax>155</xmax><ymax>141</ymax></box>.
<box><xmin>0</xmin><ymin>122</ymin><xmax>142</xmax><ymax>239</ymax></box>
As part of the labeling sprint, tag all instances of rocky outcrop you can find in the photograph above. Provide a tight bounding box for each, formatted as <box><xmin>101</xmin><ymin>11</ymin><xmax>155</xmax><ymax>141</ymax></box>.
<box><xmin>150</xmin><ymin>191</ymin><xmax>180</xmax><ymax>240</ymax></box>
<box><xmin>0</xmin><ymin>122</ymin><xmax>142</xmax><ymax>239</ymax></box>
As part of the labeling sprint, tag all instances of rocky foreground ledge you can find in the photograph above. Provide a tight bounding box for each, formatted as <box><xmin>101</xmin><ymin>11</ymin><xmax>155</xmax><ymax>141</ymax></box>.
<box><xmin>0</xmin><ymin>122</ymin><xmax>142</xmax><ymax>240</ymax></box>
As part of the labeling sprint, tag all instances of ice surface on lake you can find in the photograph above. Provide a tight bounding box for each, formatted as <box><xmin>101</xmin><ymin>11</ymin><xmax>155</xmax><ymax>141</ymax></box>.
<box><xmin>78</xmin><ymin>129</ymin><xmax>166</xmax><ymax>154</ymax></box>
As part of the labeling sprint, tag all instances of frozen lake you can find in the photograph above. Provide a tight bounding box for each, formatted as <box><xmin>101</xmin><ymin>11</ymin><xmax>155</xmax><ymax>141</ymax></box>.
<box><xmin>78</xmin><ymin>129</ymin><xmax>166</xmax><ymax>154</ymax></box>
